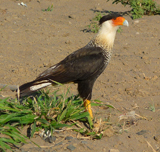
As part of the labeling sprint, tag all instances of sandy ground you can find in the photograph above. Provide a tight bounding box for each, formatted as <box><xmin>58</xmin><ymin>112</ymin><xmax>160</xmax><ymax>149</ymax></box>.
<box><xmin>0</xmin><ymin>0</ymin><xmax>160</xmax><ymax>151</ymax></box>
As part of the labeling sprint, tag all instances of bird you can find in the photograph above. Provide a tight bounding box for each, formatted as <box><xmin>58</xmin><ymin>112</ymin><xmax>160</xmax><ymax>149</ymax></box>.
<box><xmin>18</xmin><ymin>13</ymin><xmax>129</xmax><ymax>119</ymax></box>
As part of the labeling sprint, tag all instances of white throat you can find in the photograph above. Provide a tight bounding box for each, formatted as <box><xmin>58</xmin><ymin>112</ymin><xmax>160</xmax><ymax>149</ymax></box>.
<box><xmin>92</xmin><ymin>20</ymin><xmax>119</xmax><ymax>51</ymax></box>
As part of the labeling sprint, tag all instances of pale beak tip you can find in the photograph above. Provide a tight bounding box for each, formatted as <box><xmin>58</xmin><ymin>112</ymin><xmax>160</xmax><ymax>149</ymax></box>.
<box><xmin>123</xmin><ymin>20</ymin><xmax>129</xmax><ymax>27</ymax></box>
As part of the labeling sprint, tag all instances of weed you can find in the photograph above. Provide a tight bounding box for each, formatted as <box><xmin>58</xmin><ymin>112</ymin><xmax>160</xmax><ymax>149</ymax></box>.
<box><xmin>93</xmin><ymin>12</ymin><xmax>104</xmax><ymax>21</ymax></box>
<box><xmin>117</xmin><ymin>27</ymin><xmax>122</xmax><ymax>33</ymax></box>
<box><xmin>149</xmin><ymin>103</ymin><xmax>155</xmax><ymax>112</ymax></box>
<box><xmin>108</xmin><ymin>0</ymin><xmax>160</xmax><ymax>19</ymax></box>
<box><xmin>0</xmin><ymin>88</ymin><xmax>113</xmax><ymax>151</ymax></box>
<box><xmin>88</xmin><ymin>12</ymin><xmax>105</xmax><ymax>33</ymax></box>
<box><xmin>0</xmin><ymin>98</ymin><xmax>34</xmax><ymax>151</ymax></box>
<box><xmin>88</xmin><ymin>23</ymin><xmax>99</xmax><ymax>33</ymax></box>
<box><xmin>42</xmin><ymin>4</ymin><xmax>53</xmax><ymax>12</ymax></box>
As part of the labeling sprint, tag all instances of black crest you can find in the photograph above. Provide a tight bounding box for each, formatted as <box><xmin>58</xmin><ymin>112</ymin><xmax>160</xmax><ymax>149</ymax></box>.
<box><xmin>99</xmin><ymin>13</ymin><xmax>122</xmax><ymax>25</ymax></box>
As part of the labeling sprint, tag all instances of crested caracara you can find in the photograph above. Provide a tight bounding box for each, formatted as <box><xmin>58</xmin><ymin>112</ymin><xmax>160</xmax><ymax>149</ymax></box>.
<box><xmin>18</xmin><ymin>14</ymin><xmax>129</xmax><ymax>118</ymax></box>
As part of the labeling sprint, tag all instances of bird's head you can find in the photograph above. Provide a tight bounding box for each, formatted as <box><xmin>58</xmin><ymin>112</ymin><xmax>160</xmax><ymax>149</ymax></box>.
<box><xmin>99</xmin><ymin>13</ymin><xmax>129</xmax><ymax>28</ymax></box>
<box><xmin>94</xmin><ymin>13</ymin><xmax>129</xmax><ymax>50</ymax></box>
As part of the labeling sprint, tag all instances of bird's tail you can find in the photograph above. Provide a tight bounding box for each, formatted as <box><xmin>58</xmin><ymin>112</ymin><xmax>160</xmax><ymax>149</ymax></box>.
<box><xmin>18</xmin><ymin>80</ymin><xmax>52</xmax><ymax>98</ymax></box>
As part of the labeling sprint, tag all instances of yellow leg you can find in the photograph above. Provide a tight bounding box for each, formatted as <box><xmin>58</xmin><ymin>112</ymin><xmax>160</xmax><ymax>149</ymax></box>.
<box><xmin>84</xmin><ymin>99</ymin><xmax>93</xmax><ymax>119</ymax></box>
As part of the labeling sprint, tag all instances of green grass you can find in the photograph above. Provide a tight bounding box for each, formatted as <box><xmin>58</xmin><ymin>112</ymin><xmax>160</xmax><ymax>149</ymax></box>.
<box><xmin>149</xmin><ymin>102</ymin><xmax>155</xmax><ymax>112</ymax></box>
<box><xmin>42</xmin><ymin>4</ymin><xmax>53</xmax><ymax>12</ymax></box>
<box><xmin>88</xmin><ymin>12</ymin><xmax>104</xmax><ymax>33</ymax></box>
<box><xmin>108</xmin><ymin>0</ymin><xmax>160</xmax><ymax>19</ymax></box>
<box><xmin>0</xmin><ymin>88</ymin><xmax>114</xmax><ymax>151</ymax></box>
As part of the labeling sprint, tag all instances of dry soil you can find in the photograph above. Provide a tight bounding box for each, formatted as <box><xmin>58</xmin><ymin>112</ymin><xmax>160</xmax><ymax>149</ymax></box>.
<box><xmin>0</xmin><ymin>0</ymin><xmax>160</xmax><ymax>152</ymax></box>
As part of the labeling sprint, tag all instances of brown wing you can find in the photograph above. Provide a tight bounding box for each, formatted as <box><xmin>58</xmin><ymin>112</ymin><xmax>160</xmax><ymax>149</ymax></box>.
<box><xmin>35</xmin><ymin>47</ymin><xmax>107</xmax><ymax>84</ymax></box>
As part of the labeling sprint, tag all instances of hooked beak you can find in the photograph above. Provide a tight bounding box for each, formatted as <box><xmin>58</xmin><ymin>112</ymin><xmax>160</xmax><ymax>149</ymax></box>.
<box><xmin>123</xmin><ymin>19</ymin><xmax>129</xmax><ymax>27</ymax></box>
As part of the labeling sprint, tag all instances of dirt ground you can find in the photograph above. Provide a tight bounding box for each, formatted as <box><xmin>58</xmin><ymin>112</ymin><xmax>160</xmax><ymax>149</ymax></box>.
<box><xmin>0</xmin><ymin>0</ymin><xmax>160</xmax><ymax>151</ymax></box>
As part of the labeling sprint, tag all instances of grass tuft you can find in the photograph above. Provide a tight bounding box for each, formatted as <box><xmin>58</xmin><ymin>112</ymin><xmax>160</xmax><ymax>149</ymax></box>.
<box><xmin>42</xmin><ymin>4</ymin><xmax>53</xmax><ymax>12</ymax></box>
<box><xmin>108</xmin><ymin>0</ymin><xmax>160</xmax><ymax>19</ymax></box>
<box><xmin>0</xmin><ymin>88</ymin><xmax>113</xmax><ymax>151</ymax></box>
<box><xmin>88</xmin><ymin>12</ymin><xmax>104</xmax><ymax>33</ymax></box>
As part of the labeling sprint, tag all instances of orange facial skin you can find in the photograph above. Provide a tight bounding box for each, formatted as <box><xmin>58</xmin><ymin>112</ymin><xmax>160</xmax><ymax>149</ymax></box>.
<box><xmin>112</xmin><ymin>17</ymin><xmax>126</xmax><ymax>26</ymax></box>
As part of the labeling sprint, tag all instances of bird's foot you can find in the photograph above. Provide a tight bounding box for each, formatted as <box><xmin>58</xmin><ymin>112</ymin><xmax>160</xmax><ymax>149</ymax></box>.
<box><xmin>84</xmin><ymin>99</ymin><xmax>93</xmax><ymax>119</ymax></box>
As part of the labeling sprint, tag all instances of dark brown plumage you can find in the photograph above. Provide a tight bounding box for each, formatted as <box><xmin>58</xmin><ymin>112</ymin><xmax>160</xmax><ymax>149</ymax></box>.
<box><xmin>19</xmin><ymin>47</ymin><xmax>106</xmax><ymax>98</ymax></box>
<box><xmin>18</xmin><ymin>14</ymin><xmax>129</xmax><ymax>118</ymax></box>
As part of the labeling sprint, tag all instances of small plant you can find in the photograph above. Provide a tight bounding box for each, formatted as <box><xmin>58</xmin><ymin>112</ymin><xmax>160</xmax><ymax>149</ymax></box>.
<box><xmin>88</xmin><ymin>24</ymin><xmax>99</xmax><ymax>33</ymax></box>
<box><xmin>0</xmin><ymin>98</ymin><xmax>33</xmax><ymax>151</ymax></box>
<box><xmin>117</xmin><ymin>27</ymin><xmax>122</xmax><ymax>33</ymax></box>
<box><xmin>149</xmin><ymin>103</ymin><xmax>155</xmax><ymax>112</ymax></box>
<box><xmin>108</xmin><ymin>0</ymin><xmax>160</xmax><ymax>19</ymax></box>
<box><xmin>93</xmin><ymin>12</ymin><xmax>104</xmax><ymax>21</ymax></box>
<box><xmin>42</xmin><ymin>4</ymin><xmax>53</xmax><ymax>12</ymax></box>
<box><xmin>88</xmin><ymin>12</ymin><xmax>105</xmax><ymax>33</ymax></box>
<box><xmin>0</xmin><ymin>125</ymin><xmax>29</xmax><ymax>151</ymax></box>
<box><xmin>0</xmin><ymin>88</ymin><xmax>113</xmax><ymax>151</ymax></box>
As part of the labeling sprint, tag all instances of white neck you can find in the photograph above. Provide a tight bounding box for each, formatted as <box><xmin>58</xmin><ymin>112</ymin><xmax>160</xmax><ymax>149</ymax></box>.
<box><xmin>88</xmin><ymin>20</ymin><xmax>119</xmax><ymax>51</ymax></box>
